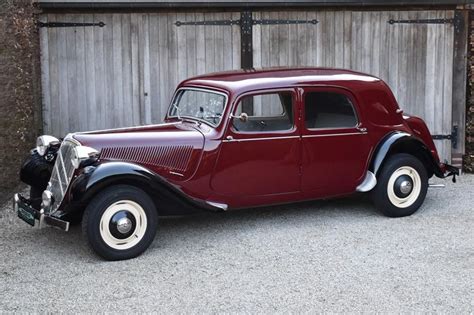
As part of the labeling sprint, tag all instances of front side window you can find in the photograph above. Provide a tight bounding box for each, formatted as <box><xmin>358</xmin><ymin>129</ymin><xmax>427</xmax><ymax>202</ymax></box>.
<box><xmin>305</xmin><ymin>92</ymin><xmax>358</xmax><ymax>129</ymax></box>
<box><xmin>169</xmin><ymin>88</ymin><xmax>227</xmax><ymax>126</ymax></box>
<box><xmin>232</xmin><ymin>92</ymin><xmax>293</xmax><ymax>132</ymax></box>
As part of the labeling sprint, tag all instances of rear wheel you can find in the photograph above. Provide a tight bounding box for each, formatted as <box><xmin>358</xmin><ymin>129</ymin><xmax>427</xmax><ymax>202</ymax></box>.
<box><xmin>372</xmin><ymin>153</ymin><xmax>428</xmax><ymax>217</ymax></box>
<box><xmin>82</xmin><ymin>185</ymin><xmax>158</xmax><ymax>260</ymax></box>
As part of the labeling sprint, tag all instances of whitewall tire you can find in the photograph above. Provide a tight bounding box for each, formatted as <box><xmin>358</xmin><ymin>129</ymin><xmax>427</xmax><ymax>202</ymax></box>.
<box><xmin>372</xmin><ymin>153</ymin><xmax>428</xmax><ymax>217</ymax></box>
<box><xmin>82</xmin><ymin>185</ymin><xmax>158</xmax><ymax>260</ymax></box>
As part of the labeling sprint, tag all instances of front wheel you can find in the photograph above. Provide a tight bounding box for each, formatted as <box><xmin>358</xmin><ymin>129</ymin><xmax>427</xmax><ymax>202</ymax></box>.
<box><xmin>82</xmin><ymin>185</ymin><xmax>158</xmax><ymax>260</ymax></box>
<box><xmin>372</xmin><ymin>153</ymin><xmax>428</xmax><ymax>217</ymax></box>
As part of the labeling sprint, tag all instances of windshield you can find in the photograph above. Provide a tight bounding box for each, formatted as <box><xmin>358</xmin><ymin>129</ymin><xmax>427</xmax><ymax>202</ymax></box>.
<box><xmin>168</xmin><ymin>88</ymin><xmax>227</xmax><ymax>126</ymax></box>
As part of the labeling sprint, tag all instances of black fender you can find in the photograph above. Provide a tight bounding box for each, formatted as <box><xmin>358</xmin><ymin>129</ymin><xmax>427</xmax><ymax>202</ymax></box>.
<box><xmin>370</xmin><ymin>131</ymin><xmax>443</xmax><ymax>178</ymax></box>
<box><xmin>67</xmin><ymin>161</ymin><xmax>220</xmax><ymax>216</ymax></box>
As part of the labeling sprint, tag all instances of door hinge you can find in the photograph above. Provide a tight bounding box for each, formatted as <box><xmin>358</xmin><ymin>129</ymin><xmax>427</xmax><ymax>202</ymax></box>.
<box><xmin>431</xmin><ymin>125</ymin><xmax>458</xmax><ymax>149</ymax></box>
<box><xmin>175</xmin><ymin>17</ymin><xmax>318</xmax><ymax>30</ymax></box>
<box><xmin>388</xmin><ymin>13</ymin><xmax>462</xmax><ymax>32</ymax></box>
<box><xmin>37</xmin><ymin>21</ymin><xmax>106</xmax><ymax>28</ymax></box>
<box><xmin>388</xmin><ymin>18</ymin><xmax>454</xmax><ymax>25</ymax></box>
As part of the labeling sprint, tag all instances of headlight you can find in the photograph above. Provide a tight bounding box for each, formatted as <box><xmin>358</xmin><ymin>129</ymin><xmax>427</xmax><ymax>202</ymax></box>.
<box><xmin>36</xmin><ymin>135</ymin><xmax>60</xmax><ymax>156</ymax></box>
<box><xmin>71</xmin><ymin>146</ymin><xmax>99</xmax><ymax>169</ymax></box>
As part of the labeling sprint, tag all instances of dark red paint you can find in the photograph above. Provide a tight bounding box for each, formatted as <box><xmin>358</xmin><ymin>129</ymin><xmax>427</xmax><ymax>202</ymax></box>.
<box><xmin>73</xmin><ymin>68</ymin><xmax>443</xmax><ymax>209</ymax></box>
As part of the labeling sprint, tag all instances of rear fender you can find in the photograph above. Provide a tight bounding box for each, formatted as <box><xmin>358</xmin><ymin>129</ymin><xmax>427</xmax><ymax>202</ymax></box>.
<box><xmin>370</xmin><ymin>132</ymin><xmax>444</xmax><ymax>178</ymax></box>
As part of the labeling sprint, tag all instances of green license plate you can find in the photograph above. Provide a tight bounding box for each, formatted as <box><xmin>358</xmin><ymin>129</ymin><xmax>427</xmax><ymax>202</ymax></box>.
<box><xmin>17</xmin><ymin>204</ymin><xmax>36</xmax><ymax>227</ymax></box>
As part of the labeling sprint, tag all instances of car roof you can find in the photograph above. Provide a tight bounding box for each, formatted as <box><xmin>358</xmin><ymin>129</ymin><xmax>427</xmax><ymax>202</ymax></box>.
<box><xmin>180</xmin><ymin>67</ymin><xmax>382</xmax><ymax>95</ymax></box>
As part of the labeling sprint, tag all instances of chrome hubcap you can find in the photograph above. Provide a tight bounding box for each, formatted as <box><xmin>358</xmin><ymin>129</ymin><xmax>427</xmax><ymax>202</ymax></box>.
<box><xmin>399</xmin><ymin>180</ymin><xmax>412</xmax><ymax>195</ymax></box>
<box><xmin>116</xmin><ymin>217</ymin><xmax>132</xmax><ymax>234</ymax></box>
<box><xmin>393</xmin><ymin>174</ymin><xmax>414</xmax><ymax>198</ymax></box>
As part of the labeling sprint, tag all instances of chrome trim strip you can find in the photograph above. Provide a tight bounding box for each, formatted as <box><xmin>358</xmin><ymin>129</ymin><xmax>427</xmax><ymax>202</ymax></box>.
<box><xmin>169</xmin><ymin>171</ymin><xmax>184</xmax><ymax>177</ymax></box>
<box><xmin>428</xmin><ymin>183</ymin><xmax>445</xmax><ymax>188</ymax></box>
<box><xmin>58</xmin><ymin>152</ymin><xmax>69</xmax><ymax>186</ymax></box>
<box><xmin>77</xmin><ymin>122</ymin><xmax>181</xmax><ymax>135</ymax></box>
<box><xmin>13</xmin><ymin>193</ymin><xmax>19</xmax><ymax>213</ymax></box>
<box><xmin>223</xmin><ymin>135</ymin><xmax>299</xmax><ymax>142</ymax></box>
<box><xmin>54</xmin><ymin>161</ymin><xmax>64</xmax><ymax>196</ymax></box>
<box><xmin>38</xmin><ymin>209</ymin><xmax>45</xmax><ymax>229</ymax></box>
<box><xmin>302</xmin><ymin>132</ymin><xmax>367</xmax><ymax>138</ymax></box>
<box><xmin>206</xmin><ymin>201</ymin><xmax>228</xmax><ymax>211</ymax></box>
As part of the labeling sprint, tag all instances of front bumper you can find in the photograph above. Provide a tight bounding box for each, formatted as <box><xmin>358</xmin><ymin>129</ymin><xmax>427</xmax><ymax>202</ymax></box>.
<box><xmin>14</xmin><ymin>193</ymin><xmax>70</xmax><ymax>231</ymax></box>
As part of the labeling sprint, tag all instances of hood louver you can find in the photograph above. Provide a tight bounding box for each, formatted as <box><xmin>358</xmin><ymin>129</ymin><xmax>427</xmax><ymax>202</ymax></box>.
<box><xmin>100</xmin><ymin>145</ymin><xmax>193</xmax><ymax>172</ymax></box>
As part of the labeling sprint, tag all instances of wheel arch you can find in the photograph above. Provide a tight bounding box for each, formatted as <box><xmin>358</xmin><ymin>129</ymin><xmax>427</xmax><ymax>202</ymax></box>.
<box><xmin>370</xmin><ymin>132</ymin><xmax>443</xmax><ymax>178</ymax></box>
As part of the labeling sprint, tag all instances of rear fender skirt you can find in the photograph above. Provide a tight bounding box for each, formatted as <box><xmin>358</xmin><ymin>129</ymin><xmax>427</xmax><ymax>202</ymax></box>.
<box><xmin>370</xmin><ymin>131</ymin><xmax>444</xmax><ymax>178</ymax></box>
<box><xmin>68</xmin><ymin>161</ymin><xmax>222</xmax><ymax>215</ymax></box>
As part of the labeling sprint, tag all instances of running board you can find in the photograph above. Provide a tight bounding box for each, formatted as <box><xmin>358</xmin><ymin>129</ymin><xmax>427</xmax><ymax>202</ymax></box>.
<box><xmin>428</xmin><ymin>183</ymin><xmax>445</xmax><ymax>188</ymax></box>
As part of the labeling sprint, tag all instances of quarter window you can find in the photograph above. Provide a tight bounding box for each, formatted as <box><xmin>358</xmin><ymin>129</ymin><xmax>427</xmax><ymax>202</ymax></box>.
<box><xmin>232</xmin><ymin>92</ymin><xmax>293</xmax><ymax>132</ymax></box>
<box><xmin>305</xmin><ymin>92</ymin><xmax>358</xmax><ymax>129</ymax></box>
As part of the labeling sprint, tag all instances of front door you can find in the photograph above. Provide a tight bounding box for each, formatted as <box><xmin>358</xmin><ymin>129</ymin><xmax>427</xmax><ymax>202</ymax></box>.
<box><xmin>301</xmin><ymin>87</ymin><xmax>371</xmax><ymax>196</ymax></box>
<box><xmin>211</xmin><ymin>89</ymin><xmax>300</xmax><ymax>197</ymax></box>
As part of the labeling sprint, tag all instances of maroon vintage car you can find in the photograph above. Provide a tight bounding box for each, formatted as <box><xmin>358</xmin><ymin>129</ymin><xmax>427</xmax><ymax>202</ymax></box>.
<box><xmin>15</xmin><ymin>68</ymin><xmax>458</xmax><ymax>260</ymax></box>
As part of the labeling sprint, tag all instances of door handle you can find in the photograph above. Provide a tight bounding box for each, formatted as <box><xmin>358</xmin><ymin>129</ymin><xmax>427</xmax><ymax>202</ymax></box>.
<box><xmin>225</xmin><ymin>135</ymin><xmax>234</xmax><ymax>141</ymax></box>
<box><xmin>357</xmin><ymin>127</ymin><xmax>367</xmax><ymax>133</ymax></box>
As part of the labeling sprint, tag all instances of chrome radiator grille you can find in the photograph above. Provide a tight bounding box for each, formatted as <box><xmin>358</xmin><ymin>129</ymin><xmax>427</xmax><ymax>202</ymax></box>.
<box><xmin>47</xmin><ymin>140</ymin><xmax>77</xmax><ymax>213</ymax></box>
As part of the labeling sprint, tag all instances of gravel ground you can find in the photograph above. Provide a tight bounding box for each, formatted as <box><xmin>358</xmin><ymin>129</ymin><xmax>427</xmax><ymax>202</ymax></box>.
<box><xmin>0</xmin><ymin>176</ymin><xmax>473</xmax><ymax>313</ymax></box>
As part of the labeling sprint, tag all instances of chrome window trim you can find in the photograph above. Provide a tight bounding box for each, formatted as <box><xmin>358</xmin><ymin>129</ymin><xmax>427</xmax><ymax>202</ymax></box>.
<box><xmin>302</xmin><ymin>132</ymin><xmax>367</xmax><ymax>138</ymax></box>
<box><xmin>167</xmin><ymin>87</ymin><xmax>229</xmax><ymax>128</ymax></box>
<box><xmin>223</xmin><ymin>135</ymin><xmax>300</xmax><ymax>142</ymax></box>
<box><xmin>223</xmin><ymin>132</ymin><xmax>367</xmax><ymax>142</ymax></box>
<box><xmin>231</xmin><ymin>90</ymin><xmax>296</xmax><ymax>134</ymax></box>
<box><xmin>303</xmin><ymin>90</ymin><xmax>360</xmax><ymax>131</ymax></box>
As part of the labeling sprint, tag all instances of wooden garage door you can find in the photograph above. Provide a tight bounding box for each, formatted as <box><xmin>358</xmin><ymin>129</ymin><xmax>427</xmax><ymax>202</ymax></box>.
<box><xmin>39</xmin><ymin>12</ymin><xmax>241</xmax><ymax>136</ymax></box>
<box><xmin>40</xmin><ymin>10</ymin><xmax>455</xmax><ymax>162</ymax></box>
<box><xmin>252</xmin><ymin>10</ymin><xmax>454</xmax><ymax>162</ymax></box>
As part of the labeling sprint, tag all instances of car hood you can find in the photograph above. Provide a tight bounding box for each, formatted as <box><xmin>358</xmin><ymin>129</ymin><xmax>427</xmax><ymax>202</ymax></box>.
<box><xmin>72</xmin><ymin>122</ymin><xmax>205</xmax><ymax>179</ymax></box>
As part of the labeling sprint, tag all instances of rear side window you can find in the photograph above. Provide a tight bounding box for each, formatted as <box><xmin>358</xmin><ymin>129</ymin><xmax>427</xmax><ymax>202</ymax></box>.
<box><xmin>305</xmin><ymin>92</ymin><xmax>358</xmax><ymax>129</ymax></box>
<box><xmin>232</xmin><ymin>92</ymin><xmax>293</xmax><ymax>132</ymax></box>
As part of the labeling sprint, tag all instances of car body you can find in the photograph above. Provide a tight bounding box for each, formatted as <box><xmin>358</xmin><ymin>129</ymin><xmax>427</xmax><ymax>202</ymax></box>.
<box><xmin>14</xmin><ymin>68</ymin><xmax>459</xmax><ymax>260</ymax></box>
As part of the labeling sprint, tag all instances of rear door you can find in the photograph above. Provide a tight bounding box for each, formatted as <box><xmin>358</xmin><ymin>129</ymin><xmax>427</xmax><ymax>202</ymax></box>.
<box><xmin>301</xmin><ymin>87</ymin><xmax>371</xmax><ymax>195</ymax></box>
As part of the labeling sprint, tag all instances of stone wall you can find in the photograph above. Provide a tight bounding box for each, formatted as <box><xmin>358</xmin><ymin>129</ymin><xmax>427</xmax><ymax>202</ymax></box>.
<box><xmin>0</xmin><ymin>0</ymin><xmax>42</xmax><ymax>202</ymax></box>
<box><xmin>465</xmin><ymin>11</ymin><xmax>474</xmax><ymax>172</ymax></box>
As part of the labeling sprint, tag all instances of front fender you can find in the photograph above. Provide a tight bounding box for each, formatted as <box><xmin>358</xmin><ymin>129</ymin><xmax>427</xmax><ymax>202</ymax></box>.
<box><xmin>68</xmin><ymin>161</ymin><xmax>219</xmax><ymax>216</ymax></box>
